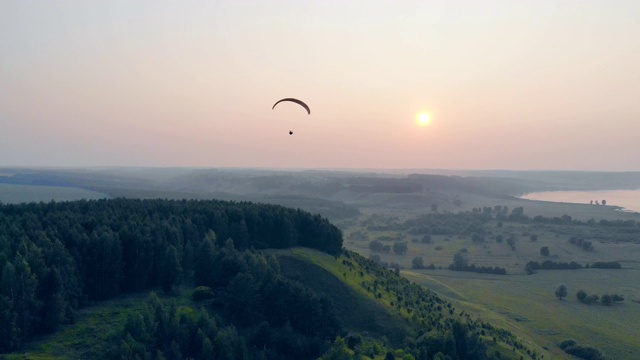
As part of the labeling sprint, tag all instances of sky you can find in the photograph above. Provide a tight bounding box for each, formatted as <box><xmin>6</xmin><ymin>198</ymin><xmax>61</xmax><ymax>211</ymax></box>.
<box><xmin>1</xmin><ymin>1</ymin><xmax>639</xmax><ymax>171</ymax></box>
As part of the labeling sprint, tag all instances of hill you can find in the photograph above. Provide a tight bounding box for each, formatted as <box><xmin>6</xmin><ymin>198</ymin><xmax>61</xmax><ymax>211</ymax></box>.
<box><xmin>6</xmin><ymin>248</ymin><xmax>544</xmax><ymax>360</ymax></box>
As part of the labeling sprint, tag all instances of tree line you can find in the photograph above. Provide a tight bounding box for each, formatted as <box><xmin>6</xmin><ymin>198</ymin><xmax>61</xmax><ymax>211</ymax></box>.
<box><xmin>406</xmin><ymin>205</ymin><xmax>639</xmax><ymax>244</ymax></box>
<box><xmin>526</xmin><ymin>260</ymin><xmax>622</xmax><ymax>274</ymax></box>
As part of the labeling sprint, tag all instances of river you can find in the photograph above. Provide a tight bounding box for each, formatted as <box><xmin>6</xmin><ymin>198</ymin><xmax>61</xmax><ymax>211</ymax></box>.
<box><xmin>520</xmin><ymin>189</ymin><xmax>640</xmax><ymax>213</ymax></box>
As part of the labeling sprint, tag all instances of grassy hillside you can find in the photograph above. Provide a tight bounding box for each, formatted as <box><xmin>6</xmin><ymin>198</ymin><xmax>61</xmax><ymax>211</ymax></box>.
<box><xmin>279</xmin><ymin>248</ymin><xmax>548</xmax><ymax>360</ymax></box>
<box><xmin>276</xmin><ymin>251</ymin><xmax>410</xmax><ymax>345</ymax></box>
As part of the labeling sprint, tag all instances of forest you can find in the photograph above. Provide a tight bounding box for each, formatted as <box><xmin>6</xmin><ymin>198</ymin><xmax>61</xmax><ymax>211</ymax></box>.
<box><xmin>0</xmin><ymin>198</ymin><xmax>341</xmax><ymax>354</ymax></box>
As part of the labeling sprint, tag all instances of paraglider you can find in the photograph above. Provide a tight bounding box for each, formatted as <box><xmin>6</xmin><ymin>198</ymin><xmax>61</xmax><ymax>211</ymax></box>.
<box><xmin>272</xmin><ymin>98</ymin><xmax>310</xmax><ymax>115</ymax></box>
<box><xmin>272</xmin><ymin>98</ymin><xmax>310</xmax><ymax>135</ymax></box>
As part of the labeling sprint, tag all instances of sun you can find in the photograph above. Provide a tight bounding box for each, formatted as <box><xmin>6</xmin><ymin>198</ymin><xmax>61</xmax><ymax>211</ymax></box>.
<box><xmin>417</xmin><ymin>113</ymin><xmax>431</xmax><ymax>127</ymax></box>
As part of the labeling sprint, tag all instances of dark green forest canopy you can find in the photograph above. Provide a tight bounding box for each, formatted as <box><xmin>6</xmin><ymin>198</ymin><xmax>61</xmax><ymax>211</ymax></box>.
<box><xmin>0</xmin><ymin>198</ymin><xmax>342</xmax><ymax>255</ymax></box>
<box><xmin>0</xmin><ymin>198</ymin><xmax>342</xmax><ymax>352</ymax></box>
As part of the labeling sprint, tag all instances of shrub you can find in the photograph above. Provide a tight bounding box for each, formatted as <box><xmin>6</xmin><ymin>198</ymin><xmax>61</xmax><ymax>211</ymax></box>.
<box><xmin>369</xmin><ymin>240</ymin><xmax>384</xmax><ymax>252</ymax></box>
<box><xmin>555</xmin><ymin>284</ymin><xmax>568</xmax><ymax>300</ymax></box>
<box><xmin>564</xmin><ymin>345</ymin><xmax>605</xmax><ymax>360</ymax></box>
<box><xmin>540</xmin><ymin>246</ymin><xmax>549</xmax><ymax>256</ymax></box>
<box><xmin>558</xmin><ymin>339</ymin><xmax>577</xmax><ymax>349</ymax></box>
<box><xmin>590</xmin><ymin>261</ymin><xmax>621</xmax><ymax>269</ymax></box>
<box><xmin>392</xmin><ymin>242</ymin><xmax>408</xmax><ymax>255</ymax></box>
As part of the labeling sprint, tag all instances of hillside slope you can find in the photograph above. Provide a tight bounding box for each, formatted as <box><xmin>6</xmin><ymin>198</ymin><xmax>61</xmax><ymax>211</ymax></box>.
<box><xmin>278</xmin><ymin>248</ymin><xmax>550</xmax><ymax>360</ymax></box>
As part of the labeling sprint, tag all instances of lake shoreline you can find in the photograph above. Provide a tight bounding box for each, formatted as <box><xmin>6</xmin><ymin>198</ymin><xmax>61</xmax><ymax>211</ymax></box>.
<box><xmin>520</xmin><ymin>189</ymin><xmax>640</xmax><ymax>213</ymax></box>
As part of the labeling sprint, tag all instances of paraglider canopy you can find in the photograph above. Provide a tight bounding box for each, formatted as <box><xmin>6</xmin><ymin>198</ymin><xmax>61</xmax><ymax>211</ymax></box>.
<box><xmin>272</xmin><ymin>98</ymin><xmax>311</xmax><ymax>115</ymax></box>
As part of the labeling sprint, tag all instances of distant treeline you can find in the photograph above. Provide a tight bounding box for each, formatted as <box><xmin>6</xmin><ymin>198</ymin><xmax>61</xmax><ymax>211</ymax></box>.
<box><xmin>448</xmin><ymin>263</ymin><xmax>507</xmax><ymax>275</ymax></box>
<box><xmin>590</xmin><ymin>261</ymin><xmax>622</xmax><ymax>269</ymax></box>
<box><xmin>0</xmin><ymin>198</ymin><xmax>342</xmax><ymax>352</ymax></box>
<box><xmin>577</xmin><ymin>289</ymin><xmax>624</xmax><ymax>306</ymax></box>
<box><xmin>526</xmin><ymin>260</ymin><xmax>582</xmax><ymax>272</ymax></box>
<box><xmin>526</xmin><ymin>260</ymin><xmax>622</xmax><ymax>273</ymax></box>
<box><xmin>406</xmin><ymin>206</ymin><xmax>639</xmax><ymax>244</ymax></box>
<box><xmin>405</xmin><ymin>212</ymin><xmax>490</xmax><ymax>236</ymax></box>
<box><xmin>568</xmin><ymin>237</ymin><xmax>595</xmax><ymax>251</ymax></box>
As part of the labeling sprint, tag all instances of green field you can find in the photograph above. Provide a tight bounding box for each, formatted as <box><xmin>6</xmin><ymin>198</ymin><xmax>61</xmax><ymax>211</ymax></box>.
<box><xmin>0</xmin><ymin>183</ymin><xmax>108</xmax><ymax>204</ymax></box>
<box><xmin>404</xmin><ymin>269</ymin><xmax>640</xmax><ymax>360</ymax></box>
<box><xmin>343</xmin><ymin>205</ymin><xmax>640</xmax><ymax>359</ymax></box>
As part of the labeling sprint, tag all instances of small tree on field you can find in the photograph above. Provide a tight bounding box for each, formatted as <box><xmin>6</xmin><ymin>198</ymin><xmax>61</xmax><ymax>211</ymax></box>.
<box><xmin>530</xmin><ymin>234</ymin><xmax>538</xmax><ymax>242</ymax></box>
<box><xmin>452</xmin><ymin>250</ymin><xmax>469</xmax><ymax>269</ymax></box>
<box><xmin>612</xmin><ymin>294</ymin><xmax>624</xmax><ymax>303</ymax></box>
<box><xmin>576</xmin><ymin>289</ymin><xmax>587</xmax><ymax>302</ymax></box>
<box><xmin>369</xmin><ymin>240</ymin><xmax>384</xmax><ymax>252</ymax></box>
<box><xmin>412</xmin><ymin>256</ymin><xmax>424</xmax><ymax>269</ymax></box>
<box><xmin>431</xmin><ymin>203</ymin><xmax>438</xmax><ymax>212</ymax></box>
<box><xmin>540</xmin><ymin>246</ymin><xmax>550</xmax><ymax>256</ymax></box>
<box><xmin>555</xmin><ymin>284</ymin><xmax>568</xmax><ymax>300</ymax></box>
<box><xmin>392</xmin><ymin>242</ymin><xmax>408</xmax><ymax>255</ymax></box>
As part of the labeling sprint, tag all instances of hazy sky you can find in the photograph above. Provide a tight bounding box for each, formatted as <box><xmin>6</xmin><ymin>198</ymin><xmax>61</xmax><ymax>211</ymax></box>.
<box><xmin>1</xmin><ymin>1</ymin><xmax>639</xmax><ymax>170</ymax></box>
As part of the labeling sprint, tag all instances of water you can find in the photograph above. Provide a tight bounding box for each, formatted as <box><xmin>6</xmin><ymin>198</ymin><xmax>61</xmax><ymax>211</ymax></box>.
<box><xmin>520</xmin><ymin>189</ymin><xmax>640</xmax><ymax>213</ymax></box>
